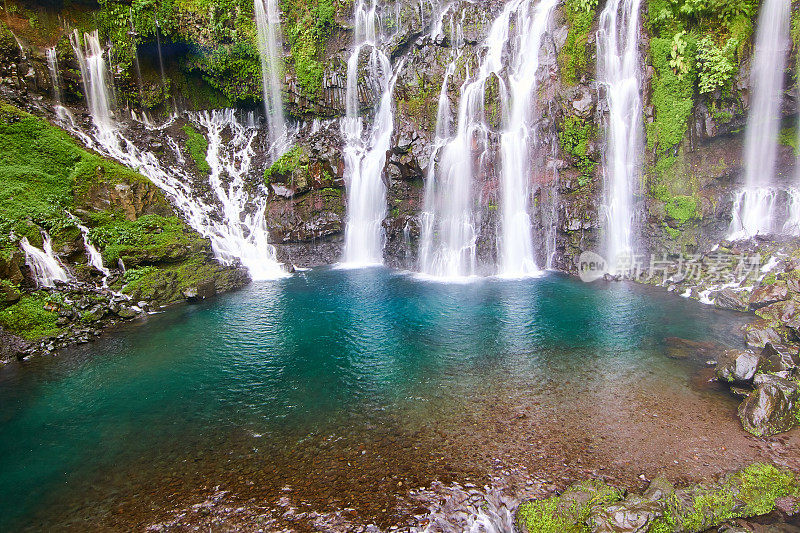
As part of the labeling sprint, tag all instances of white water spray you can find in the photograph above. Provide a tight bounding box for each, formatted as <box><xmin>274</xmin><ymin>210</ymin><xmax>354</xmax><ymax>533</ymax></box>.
<box><xmin>20</xmin><ymin>234</ymin><xmax>70</xmax><ymax>287</ymax></box>
<box><xmin>729</xmin><ymin>0</ymin><xmax>791</xmax><ymax>239</ymax></box>
<box><xmin>255</xmin><ymin>0</ymin><xmax>288</xmax><ymax>148</ymax></box>
<box><xmin>340</xmin><ymin>0</ymin><xmax>400</xmax><ymax>266</ymax></box>
<box><xmin>69</xmin><ymin>214</ymin><xmax>111</xmax><ymax>282</ymax></box>
<box><xmin>597</xmin><ymin>0</ymin><xmax>643</xmax><ymax>271</ymax></box>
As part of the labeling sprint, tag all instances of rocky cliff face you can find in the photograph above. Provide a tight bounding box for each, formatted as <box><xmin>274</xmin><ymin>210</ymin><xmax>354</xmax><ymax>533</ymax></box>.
<box><xmin>0</xmin><ymin>0</ymin><xmax>798</xmax><ymax>274</ymax></box>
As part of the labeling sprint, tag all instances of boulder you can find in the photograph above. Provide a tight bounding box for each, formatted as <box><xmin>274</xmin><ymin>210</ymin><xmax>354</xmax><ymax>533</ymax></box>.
<box><xmin>745</xmin><ymin>320</ymin><xmax>784</xmax><ymax>349</ymax></box>
<box><xmin>738</xmin><ymin>375</ymin><xmax>800</xmax><ymax>437</ymax></box>
<box><xmin>757</xmin><ymin>343</ymin><xmax>800</xmax><ymax>375</ymax></box>
<box><xmin>749</xmin><ymin>282</ymin><xmax>789</xmax><ymax>310</ymax></box>
<box><xmin>0</xmin><ymin>280</ymin><xmax>21</xmax><ymax>307</ymax></box>
<box><xmin>714</xmin><ymin>288</ymin><xmax>748</xmax><ymax>312</ymax></box>
<box><xmin>664</xmin><ymin>337</ymin><xmax>723</xmax><ymax>360</ymax></box>
<box><xmin>716</xmin><ymin>349</ymin><xmax>760</xmax><ymax>384</ymax></box>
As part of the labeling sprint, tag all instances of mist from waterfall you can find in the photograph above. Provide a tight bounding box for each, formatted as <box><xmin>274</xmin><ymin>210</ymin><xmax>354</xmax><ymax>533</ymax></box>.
<box><xmin>729</xmin><ymin>0</ymin><xmax>792</xmax><ymax>239</ymax></box>
<box><xmin>255</xmin><ymin>0</ymin><xmax>288</xmax><ymax>151</ymax></box>
<box><xmin>418</xmin><ymin>0</ymin><xmax>555</xmax><ymax>279</ymax></box>
<box><xmin>67</xmin><ymin>32</ymin><xmax>286</xmax><ymax>279</ymax></box>
<box><xmin>597</xmin><ymin>0</ymin><xmax>643</xmax><ymax>271</ymax></box>
<box><xmin>340</xmin><ymin>0</ymin><xmax>399</xmax><ymax>266</ymax></box>
<box><xmin>20</xmin><ymin>234</ymin><xmax>70</xmax><ymax>287</ymax></box>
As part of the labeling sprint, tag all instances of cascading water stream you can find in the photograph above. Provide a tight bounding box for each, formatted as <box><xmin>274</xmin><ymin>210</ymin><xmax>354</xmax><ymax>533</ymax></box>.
<box><xmin>20</xmin><ymin>234</ymin><xmax>70</xmax><ymax>287</ymax></box>
<box><xmin>67</xmin><ymin>32</ymin><xmax>287</xmax><ymax>279</ymax></box>
<box><xmin>419</xmin><ymin>0</ymin><xmax>555</xmax><ymax>279</ymax></box>
<box><xmin>597</xmin><ymin>0</ymin><xmax>643</xmax><ymax>271</ymax></box>
<box><xmin>255</xmin><ymin>0</ymin><xmax>288</xmax><ymax>151</ymax></box>
<box><xmin>729</xmin><ymin>0</ymin><xmax>792</xmax><ymax>239</ymax></box>
<box><xmin>340</xmin><ymin>0</ymin><xmax>400</xmax><ymax>266</ymax></box>
<box><xmin>68</xmin><ymin>214</ymin><xmax>111</xmax><ymax>283</ymax></box>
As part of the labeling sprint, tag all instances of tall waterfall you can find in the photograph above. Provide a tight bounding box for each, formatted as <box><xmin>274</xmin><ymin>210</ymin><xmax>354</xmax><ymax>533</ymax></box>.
<box><xmin>340</xmin><ymin>0</ymin><xmax>399</xmax><ymax>266</ymax></box>
<box><xmin>729</xmin><ymin>0</ymin><xmax>792</xmax><ymax>239</ymax></box>
<box><xmin>255</xmin><ymin>0</ymin><xmax>288</xmax><ymax>150</ymax></box>
<box><xmin>498</xmin><ymin>0</ymin><xmax>557</xmax><ymax>277</ymax></box>
<box><xmin>20</xmin><ymin>234</ymin><xmax>70</xmax><ymax>287</ymax></box>
<box><xmin>66</xmin><ymin>33</ymin><xmax>286</xmax><ymax>279</ymax></box>
<box><xmin>597</xmin><ymin>0</ymin><xmax>643</xmax><ymax>271</ymax></box>
<box><xmin>419</xmin><ymin>0</ymin><xmax>556</xmax><ymax>279</ymax></box>
<box><xmin>45</xmin><ymin>47</ymin><xmax>63</xmax><ymax>105</ymax></box>
<box><xmin>70</xmin><ymin>30</ymin><xmax>116</xmax><ymax>135</ymax></box>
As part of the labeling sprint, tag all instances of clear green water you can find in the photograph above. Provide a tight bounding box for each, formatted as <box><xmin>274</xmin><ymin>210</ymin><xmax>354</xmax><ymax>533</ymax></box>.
<box><xmin>0</xmin><ymin>269</ymin><xmax>749</xmax><ymax>529</ymax></box>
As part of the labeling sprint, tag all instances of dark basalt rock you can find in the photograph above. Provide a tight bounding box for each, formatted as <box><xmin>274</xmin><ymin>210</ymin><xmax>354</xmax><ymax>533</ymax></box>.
<box><xmin>738</xmin><ymin>375</ymin><xmax>800</xmax><ymax>437</ymax></box>
<box><xmin>745</xmin><ymin>320</ymin><xmax>784</xmax><ymax>349</ymax></box>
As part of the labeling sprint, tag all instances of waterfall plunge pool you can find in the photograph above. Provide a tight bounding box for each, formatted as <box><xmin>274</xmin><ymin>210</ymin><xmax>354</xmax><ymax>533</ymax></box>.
<box><xmin>2</xmin><ymin>268</ymin><xmax>798</xmax><ymax>530</ymax></box>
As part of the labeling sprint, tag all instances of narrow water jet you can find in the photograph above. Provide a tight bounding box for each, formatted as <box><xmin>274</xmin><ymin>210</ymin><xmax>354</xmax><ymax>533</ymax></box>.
<box><xmin>45</xmin><ymin>47</ymin><xmax>63</xmax><ymax>105</ymax></box>
<box><xmin>340</xmin><ymin>0</ymin><xmax>399</xmax><ymax>266</ymax></box>
<box><xmin>20</xmin><ymin>234</ymin><xmax>70</xmax><ymax>287</ymax></box>
<box><xmin>255</xmin><ymin>0</ymin><xmax>288</xmax><ymax>151</ymax></box>
<box><xmin>597</xmin><ymin>0</ymin><xmax>643</xmax><ymax>270</ymax></box>
<box><xmin>729</xmin><ymin>0</ymin><xmax>791</xmax><ymax>239</ymax></box>
<box><xmin>69</xmin><ymin>214</ymin><xmax>111</xmax><ymax>282</ymax></box>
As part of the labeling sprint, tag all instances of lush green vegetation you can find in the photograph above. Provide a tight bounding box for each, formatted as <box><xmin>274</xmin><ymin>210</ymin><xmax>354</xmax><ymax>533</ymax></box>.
<box><xmin>0</xmin><ymin>292</ymin><xmax>61</xmax><ymax>340</ymax></box>
<box><xmin>264</xmin><ymin>144</ymin><xmax>307</xmax><ymax>184</ymax></box>
<box><xmin>517</xmin><ymin>480</ymin><xmax>623</xmax><ymax>533</ymax></box>
<box><xmin>280</xmin><ymin>0</ymin><xmax>342</xmax><ymax>100</ymax></box>
<box><xmin>558</xmin><ymin>116</ymin><xmax>597</xmax><ymax>187</ymax></box>
<box><xmin>559</xmin><ymin>0</ymin><xmax>598</xmax><ymax>87</ymax></box>
<box><xmin>181</xmin><ymin>124</ymin><xmax>211</xmax><ymax>174</ymax></box>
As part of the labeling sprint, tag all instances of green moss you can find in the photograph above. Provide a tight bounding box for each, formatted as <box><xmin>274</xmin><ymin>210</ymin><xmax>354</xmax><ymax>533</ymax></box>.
<box><xmin>559</xmin><ymin>116</ymin><xmax>597</xmax><ymax>186</ymax></box>
<box><xmin>735</xmin><ymin>463</ymin><xmax>795</xmax><ymax>516</ymax></box>
<box><xmin>182</xmin><ymin>124</ymin><xmax>211</xmax><ymax>175</ymax></box>
<box><xmin>647</xmin><ymin>36</ymin><xmax>697</xmax><ymax>162</ymax></box>
<box><xmin>664</xmin><ymin>195</ymin><xmax>699</xmax><ymax>224</ymax></box>
<box><xmin>762</xmin><ymin>273</ymin><xmax>777</xmax><ymax>286</ymax></box>
<box><xmin>0</xmin><ymin>292</ymin><xmax>61</xmax><ymax>340</ymax></box>
<box><xmin>88</xmin><ymin>213</ymin><xmax>208</xmax><ymax>266</ymax></box>
<box><xmin>517</xmin><ymin>480</ymin><xmax>623</xmax><ymax>533</ymax></box>
<box><xmin>264</xmin><ymin>144</ymin><xmax>307</xmax><ymax>184</ymax></box>
<box><xmin>559</xmin><ymin>0</ymin><xmax>597</xmax><ymax>87</ymax></box>
<box><xmin>779</xmin><ymin>127</ymin><xmax>800</xmax><ymax>157</ymax></box>
<box><xmin>281</xmin><ymin>0</ymin><xmax>341</xmax><ymax>101</ymax></box>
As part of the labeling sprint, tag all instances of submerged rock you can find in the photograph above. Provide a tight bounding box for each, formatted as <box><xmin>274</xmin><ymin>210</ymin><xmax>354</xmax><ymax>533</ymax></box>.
<box><xmin>738</xmin><ymin>375</ymin><xmax>800</xmax><ymax>437</ymax></box>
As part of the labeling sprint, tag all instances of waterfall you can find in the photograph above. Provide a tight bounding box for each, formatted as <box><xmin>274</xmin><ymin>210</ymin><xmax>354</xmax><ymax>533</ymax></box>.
<box><xmin>255</xmin><ymin>0</ymin><xmax>288</xmax><ymax>150</ymax></box>
<box><xmin>70</xmin><ymin>30</ymin><xmax>116</xmax><ymax>135</ymax></box>
<box><xmin>45</xmin><ymin>47</ymin><xmax>63</xmax><ymax>105</ymax></box>
<box><xmin>196</xmin><ymin>110</ymin><xmax>286</xmax><ymax>279</ymax></box>
<box><xmin>419</xmin><ymin>0</ymin><xmax>555</xmax><ymax>279</ymax></box>
<box><xmin>340</xmin><ymin>0</ymin><xmax>400</xmax><ymax>266</ymax></box>
<box><xmin>20</xmin><ymin>234</ymin><xmax>70</xmax><ymax>287</ymax></box>
<box><xmin>597</xmin><ymin>0</ymin><xmax>643</xmax><ymax>271</ymax></box>
<box><xmin>498</xmin><ymin>0</ymin><xmax>557</xmax><ymax>277</ymax></box>
<box><xmin>729</xmin><ymin>0</ymin><xmax>791</xmax><ymax>239</ymax></box>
